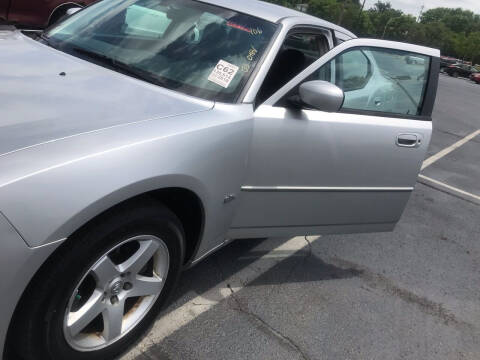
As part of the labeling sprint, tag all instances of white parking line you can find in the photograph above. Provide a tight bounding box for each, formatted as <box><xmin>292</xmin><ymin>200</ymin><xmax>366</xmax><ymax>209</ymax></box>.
<box><xmin>418</xmin><ymin>175</ymin><xmax>480</xmax><ymax>202</ymax></box>
<box><xmin>122</xmin><ymin>236</ymin><xmax>320</xmax><ymax>359</ymax></box>
<box><xmin>422</xmin><ymin>129</ymin><xmax>480</xmax><ymax>170</ymax></box>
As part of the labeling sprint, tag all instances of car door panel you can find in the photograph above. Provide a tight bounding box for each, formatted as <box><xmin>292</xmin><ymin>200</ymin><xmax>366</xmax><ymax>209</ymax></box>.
<box><xmin>231</xmin><ymin>39</ymin><xmax>439</xmax><ymax>236</ymax></box>
<box><xmin>231</xmin><ymin>106</ymin><xmax>431</xmax><ymax>229</ymax></box>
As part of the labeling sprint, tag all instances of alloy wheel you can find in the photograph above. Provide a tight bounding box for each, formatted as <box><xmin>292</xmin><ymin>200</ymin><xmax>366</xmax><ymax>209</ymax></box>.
<box><xmin>63</xmin><ymin>235</ymin><xmax>169</xmax><ymax>351</ymax></box>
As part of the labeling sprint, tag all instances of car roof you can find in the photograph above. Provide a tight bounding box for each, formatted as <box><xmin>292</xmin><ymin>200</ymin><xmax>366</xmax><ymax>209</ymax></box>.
<box><xmin>200</xmin><ymin>0</ymin><xmax>356</xmax><ymax>38</ymax></box>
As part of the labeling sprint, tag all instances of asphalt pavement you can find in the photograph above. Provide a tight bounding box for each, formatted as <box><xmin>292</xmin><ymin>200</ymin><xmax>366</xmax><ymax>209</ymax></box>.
<box><xmin>124</xmin><ymin>74</ymin><xmax>480</xmax><ymax>360</ymax></box>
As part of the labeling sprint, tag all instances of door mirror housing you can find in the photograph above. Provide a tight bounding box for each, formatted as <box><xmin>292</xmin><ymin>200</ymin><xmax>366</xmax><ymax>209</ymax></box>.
<box><xmin>298</xmin><ymin>81</ymin><xmax>344</xmax><ymax>112</ymax></box>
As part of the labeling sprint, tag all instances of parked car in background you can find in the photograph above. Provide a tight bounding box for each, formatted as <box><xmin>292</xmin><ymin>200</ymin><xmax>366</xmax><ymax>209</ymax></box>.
<box><xmin>470</xmin><ymin>72</ymin><xmax>480</xmax><ymax>84</ymax></box>
<box><xmin>440</xmin><ymin>56</ymin><xmax>457</xmax><ymax>71</ymax></box>
<box><xmin>0</xmin><ymin>0</ymin><xmax>440</xmax><ymax>359</ymax></box>
<box><xmin>405</xmin><ymin>55</ymin><xmax>425</xmax><ymax>65</ymax></box>
<box><xmin>444</xmin><ymin>63</ymin><xmax>479</xmax><ymax>78</ymax></box>
<box><xmin>0</xmin><ymin>0</ymin><xmax>96</xmax><ymax>28</ymax></box>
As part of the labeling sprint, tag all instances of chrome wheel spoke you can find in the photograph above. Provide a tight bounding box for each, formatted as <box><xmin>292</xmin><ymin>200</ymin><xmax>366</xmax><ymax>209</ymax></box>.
<box><xmin>102</xmin><ymin>300</ymin><xmax>125</xmax><ymax>342</ymax></box>
<box><xmin>118</xmin><ymin>239</ymin><xmax>159</xmax><ymax>275</ymax></box>
<box><xmin>91</xmin><ymin>256</ymin><xmax>119</xmax><ymax>287</ymax></box>
<box><xmin>67</xmin><ymin>290</ymin><xmax>105</xmax><ymax>337</ymax></box>
<box><xmin>128</xmin><ymin>275</ymin><xmax>163</xmax><ymax>297</ymax></box>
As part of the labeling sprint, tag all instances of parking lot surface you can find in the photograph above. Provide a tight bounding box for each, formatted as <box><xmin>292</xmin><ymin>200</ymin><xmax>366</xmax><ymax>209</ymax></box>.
<box><xmin>124</xmin><ymin>75</ymin><xmax>480</xmax><ymax>360</ymax></box>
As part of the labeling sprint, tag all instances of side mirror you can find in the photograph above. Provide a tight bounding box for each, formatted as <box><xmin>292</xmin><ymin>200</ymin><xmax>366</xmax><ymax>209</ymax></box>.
<box><xmin>66</xmin><ymin>7</ymin><xmax>82</xmax><ymax>16</ymax></box>
<box><xmin>298</xmin><ymin>80</ymin><xmax>344</xmax><ymax>112</ymax></box>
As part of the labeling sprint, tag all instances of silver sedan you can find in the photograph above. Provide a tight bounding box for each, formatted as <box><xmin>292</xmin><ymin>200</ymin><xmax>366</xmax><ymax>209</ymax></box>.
<box><xmin>0</xmin><ymin>0</ymin><xmax>439</xmax><ymax>359</ymax></box>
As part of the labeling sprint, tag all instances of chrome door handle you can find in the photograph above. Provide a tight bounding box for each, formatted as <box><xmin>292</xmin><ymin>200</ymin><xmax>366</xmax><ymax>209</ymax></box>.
<box><xmin>396</xmin><ymin>134</ymin><xmax>420</xmax><ymax>148</ymax></box>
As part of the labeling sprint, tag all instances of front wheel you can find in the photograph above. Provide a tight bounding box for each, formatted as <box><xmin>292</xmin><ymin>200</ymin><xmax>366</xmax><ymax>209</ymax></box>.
<box><xmin>12</xmin><ymin>200</ymin><xmax>185</xmax><ymax>360</ymax></box>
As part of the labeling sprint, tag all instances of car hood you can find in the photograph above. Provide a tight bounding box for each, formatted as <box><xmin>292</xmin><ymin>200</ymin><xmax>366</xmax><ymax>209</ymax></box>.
<box><xmin>0</xmin><ymin>31</ymin><xmax>213</xmax><ymax>157</ymax></box>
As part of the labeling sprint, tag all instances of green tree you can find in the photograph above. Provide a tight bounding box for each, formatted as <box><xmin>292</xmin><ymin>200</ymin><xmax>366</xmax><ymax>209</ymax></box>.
<box><xmin>419</xmin><ymin>22</ymin><xmax>456</xmax><ymax>54</ymax></box>
<box><xmin>421</xmin><ymin>8</ymin><xmax>479</xmax><ymax>35</ymax></box>
<box><xmin>366</xmin><ymin>2</ymin><xmax>404</xmax><ymax>38</ymax></box>
<box><xmin>264</xmin><ymin>0</ymin><xmax>480</xmax><ymax>62</ymax></box>
<box><xmin>306</xmin><ymin>0</ymin><xmax>343</xmax><ymax>24</ymax></box>
<box><xmin>466</xmin><ymin>32</ymin><xmax>480</xmax><ymax>64</ymax></box>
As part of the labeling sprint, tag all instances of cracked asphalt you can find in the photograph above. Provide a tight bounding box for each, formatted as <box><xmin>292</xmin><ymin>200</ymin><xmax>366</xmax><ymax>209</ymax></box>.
<box><xmin>125</xmin><ymin>74</ymin><xmax>480</xmax><ymax>360</ymax></box>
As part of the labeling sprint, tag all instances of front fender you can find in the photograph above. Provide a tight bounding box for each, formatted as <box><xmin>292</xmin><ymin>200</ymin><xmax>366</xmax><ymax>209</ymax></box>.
<box><xmin>0</xmin><ymin>104</ymin><xmax>254</xmax><ymax>255</ymax></box>
<box><xmin>47</xmin><ymin>173</ymin><xmax>209</xmax><ymax>245</ymax></box>
<box><xmin>0</xmin><ymin>212</ymin><xmax>63</xmax><ymax>359</ymax></box>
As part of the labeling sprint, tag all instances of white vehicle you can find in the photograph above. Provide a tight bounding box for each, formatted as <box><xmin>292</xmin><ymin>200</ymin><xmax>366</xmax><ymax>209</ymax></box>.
<box><xmin>406</xmin><ymin>55</ymin><xmax>426</xmax><ymax>65</ymax></box>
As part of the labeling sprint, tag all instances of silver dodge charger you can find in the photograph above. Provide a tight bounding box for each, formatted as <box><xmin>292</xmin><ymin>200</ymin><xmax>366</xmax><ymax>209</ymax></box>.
<box><xmin>0</xmin><ymin>0</ymin><xmax>439</xmax><ymax>359</ymax></box>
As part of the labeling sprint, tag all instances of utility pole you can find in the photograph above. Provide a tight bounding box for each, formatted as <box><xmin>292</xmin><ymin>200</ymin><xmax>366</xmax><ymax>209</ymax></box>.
<box><xmin>418</xmin><ymin>3</ymin><xmax>425</xmax><ymax>21</ymax></box>
<box><xmin>360</xmin><ymin>0</ymin><xmax>366</xmax><ymax>12</ymax></box>
<box><xmin>354</xmin><ymin>0</ymin><xmax>367</xmax><ymax>32</ymax></box>
<box><xmin>337</xmin><ymin>2</ymin><xmax>345</xmax><ymax>25</ymax></box>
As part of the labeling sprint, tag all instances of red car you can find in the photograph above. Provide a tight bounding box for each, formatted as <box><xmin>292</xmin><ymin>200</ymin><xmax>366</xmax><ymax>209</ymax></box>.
<box><xmin>0</xmin><ymin>0</ymin><xmax>97</xmax><ymax>28</ymax></box>
<box><xmin>471</xmin><ymin>72</ymin><xmax>480</xmax><ymax>84</ymax></box>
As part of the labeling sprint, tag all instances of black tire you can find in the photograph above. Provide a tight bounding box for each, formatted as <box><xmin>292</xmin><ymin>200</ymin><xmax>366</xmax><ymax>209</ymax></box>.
<box><xmin>453</xmin><ymin>71</ymin><xmax>459</xmax><ymax>78</ymax></box>
<box><xmin>12</xmin><ymin>199</ymin><xmax>185</xmax><ymax>360</ymax></box>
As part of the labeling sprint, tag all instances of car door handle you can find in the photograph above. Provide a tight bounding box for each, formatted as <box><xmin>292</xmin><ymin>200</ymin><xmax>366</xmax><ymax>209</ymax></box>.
<box><xmin>396</xmin><ymin>134</ymin><xmax>420</xmax><ymax>148</ymax></box>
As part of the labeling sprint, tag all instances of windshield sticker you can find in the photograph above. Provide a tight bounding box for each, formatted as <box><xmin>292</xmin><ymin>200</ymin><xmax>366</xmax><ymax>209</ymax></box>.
<box><xmin>250</xmin><ymin>27</ymin><xmax>263</xmax><ymax>35</ymax></box>
<box><xmin>208</xmin><ymin>60</ymin><xmax>239</xmax><ymax>88</ymax></box>
<box><xmin>241</xmin><ymin>64</ymin><xmax>251</xmax><ymax>73</ymax></box>
<box><xmin>247</xmin><ymin>45</ymin><xmax>258</xmax><ymax>61</ymax></box>
<box><xmin>226</xmin><ymin>21</ymin><xmax>263</xmax><ymax>36</ymax></box>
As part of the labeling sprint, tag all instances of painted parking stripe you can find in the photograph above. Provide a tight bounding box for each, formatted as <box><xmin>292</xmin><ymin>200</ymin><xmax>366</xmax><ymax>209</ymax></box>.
<box><xmin>122</xmin><ymin>236</ymin><xmax>320</xmax><ymax>359</ymax></box>
<box><xmin>422</xmin><ymin>129</ymin><xmax>480</xmax><ymax>170</ymax></box>
<box><xmin>418</xmin><ymin>174</ymin><xmax>480</xmax><ymax>201</ymax></box>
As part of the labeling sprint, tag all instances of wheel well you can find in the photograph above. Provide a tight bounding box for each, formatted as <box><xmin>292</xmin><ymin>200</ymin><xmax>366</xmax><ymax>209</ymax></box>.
<box><xmin>147</xmin><ymin>188</ymin><xmax>204</xmax><ymax>265</ymax></box>
<box><xmin>4</xmin><ymin>187</ymin><xmax>203</xmax><ymax>358</ymax></box>
<box><xmin>96</xmin><ymin>188</ymin><xmax>205</xmax><ymax>265</ymax></box>
<box><xmin>76</xmin><ymin>187</ymin><xmax>204</xmax><ymax>265</ymax></box>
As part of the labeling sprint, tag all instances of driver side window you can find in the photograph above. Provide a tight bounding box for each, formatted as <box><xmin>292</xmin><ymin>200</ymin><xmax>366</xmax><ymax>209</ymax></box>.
<box><xmin>316</xmin><ymin>49</ymin><xmax>371</xmax><ymax>91</ymax></box>
<box><xmin>312</xmin><ymin>47</ymin><xmax>431</xmax><ymax>116</ymax></box>
<box><xmin>257</xmin><ymin>31</ymin><xmax>330</xmax><ymax>105</ymax></box>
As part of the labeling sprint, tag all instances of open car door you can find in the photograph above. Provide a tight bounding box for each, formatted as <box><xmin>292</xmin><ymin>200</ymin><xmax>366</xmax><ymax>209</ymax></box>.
<box><xmin>229</xmin><ymin>39</ymin><xmax>440</xmax><ymax>238</ymax></box>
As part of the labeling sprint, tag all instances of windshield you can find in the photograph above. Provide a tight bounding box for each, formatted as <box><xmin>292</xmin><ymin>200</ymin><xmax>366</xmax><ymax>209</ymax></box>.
<box><xmin>45</xmin><ymin>0</ymin><xmax>278</xmax><ymax>103</ymax></box>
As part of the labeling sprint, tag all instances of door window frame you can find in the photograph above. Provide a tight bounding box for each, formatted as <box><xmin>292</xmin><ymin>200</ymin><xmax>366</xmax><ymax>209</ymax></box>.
<box><xmin>254</xmin><ymin>26</ymin><xmax>334</xmax><ymax>107</ymax></box>
<box><xmin>261</xmin><ymin>39</ymin><xmax>440</xmax><ymax>121</ymax></box>
<box><xmin>240</xmin><ymin>20</ymin><xmax>334</xmax><ymax>104</ymax></box>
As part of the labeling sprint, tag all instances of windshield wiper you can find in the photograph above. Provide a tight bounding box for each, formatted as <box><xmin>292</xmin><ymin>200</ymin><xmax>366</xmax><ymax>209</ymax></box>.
<box><xmin>39</xmin><ymin>33</ymin><xmax>56</xmax><ymax>48</ymax></box>
<box><xmin>71</xmin><ymin>46</ymin><xmax>166</xmax><ymax>87</ymax></box>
